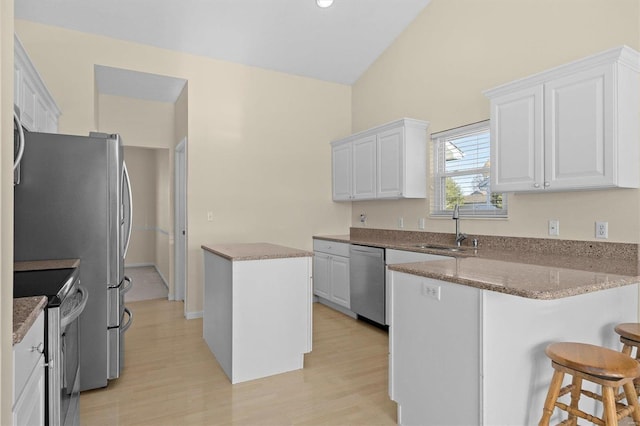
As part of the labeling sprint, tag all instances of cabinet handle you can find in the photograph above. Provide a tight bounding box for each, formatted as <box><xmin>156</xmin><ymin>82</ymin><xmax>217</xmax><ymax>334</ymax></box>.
<box><xmin>544</xmin><ymin>182</ymin><xmax>550</xmax><ymax>187</ymax></box>
<box><xmin>533</xmin><ymin>183</ymin><xmax>540</xmax><ymax>188</ymax></box>
<box><xmin>31</xmin><ymin>342</ymin><xmax>44</xmax><ymax>354</ymax></box>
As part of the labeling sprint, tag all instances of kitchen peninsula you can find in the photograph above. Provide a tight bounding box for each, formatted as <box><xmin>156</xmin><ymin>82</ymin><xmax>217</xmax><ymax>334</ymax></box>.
<box><xmin>318</xmin><ymin>228</ymin><xmax>640</xmax><ymax>425</ymax></box>
<box><xmin>201</xmin><ymin>243</ymin><xmax>313</xmax><ymax>384</ymax></box>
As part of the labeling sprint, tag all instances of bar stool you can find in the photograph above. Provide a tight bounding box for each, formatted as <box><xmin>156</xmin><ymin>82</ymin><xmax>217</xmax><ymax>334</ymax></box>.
<box><xmin>539</xmin><ymin>342</ymin><xmax>640</xmax><ymax>426</ymax></box>
<box><xmin>615</xmin><ymin>323</ymin><xmax>640</xmax><ymax>361</ymax></box>
<box><xmin>615</xmin><ymin>323</ymin><xmax>640</xmax><ymax>396</ymax></box>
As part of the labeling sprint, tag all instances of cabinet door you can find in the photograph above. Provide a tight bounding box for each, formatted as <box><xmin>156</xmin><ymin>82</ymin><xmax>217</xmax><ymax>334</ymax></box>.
<box><xmin>544</xmin><ymin>64</ymin><xmax>613</xmax><ymax>190</ymax></box>
<box><xmin>490</xmin><ymin>85</ymin><xmax>544</xmax><ymax>192</ymax></box>
<box><xmin>13</xmin><ymin>361</ymin><xmax>45</xmax><ymax>426</ymax></box>
<box><xmin>352</xmin><ymin>135</ymin><xmax>377</xmax><ymax>200</ymax></box>
<box><xmin>313</xmin><ymin>253</ymin><xmax>330</xmax><ymax>299</ymax></box>
<box><xmin>331</xmin><ymin>142</ymin><xmax>352</xmax><ymax>201</ymax></box>
<box><xmin>377</xmin><ymin>127</ymin><xmax>404</xmax><ymax>198</ymax></box>
<box><xmin>20</xmin><ymin>77</ymin><xmax>38</xmax><ymax>131</ymax></box>
<box><xmin>329</xmin><ymin>255</ymin><xmax>350</xmax><ymax>308</ymax></box>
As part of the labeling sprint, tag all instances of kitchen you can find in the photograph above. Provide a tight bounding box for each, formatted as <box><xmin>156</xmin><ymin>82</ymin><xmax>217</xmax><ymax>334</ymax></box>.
<box><xmin>3</xmin><ymin>0</ymin><xmax>640</xmax><ymax>425</ymax></box>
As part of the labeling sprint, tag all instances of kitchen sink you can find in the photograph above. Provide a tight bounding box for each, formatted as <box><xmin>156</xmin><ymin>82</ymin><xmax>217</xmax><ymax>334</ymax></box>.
<box><xmin>413</xmin><ymin>244</ymin><xmax>469</xmax><ymax>252</ymax></box>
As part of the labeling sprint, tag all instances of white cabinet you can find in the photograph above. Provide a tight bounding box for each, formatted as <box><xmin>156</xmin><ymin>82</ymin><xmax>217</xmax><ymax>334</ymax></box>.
<box><xmin>13</xmin><ymin>309</ymin><xmax>45</xmax><ymax>426</ymax></box>
<box><xmin>14</xmin><ymin>34</ymin><xmax>60</xmax><ymax>132</ymax></box>
<box><xmin>202</xmin><ymin>248</ymin><xmax>312</xmax><ymax>384</ymax></box>
<box><xmin>330</xmin><ymin>118</ymin><xmax>429</xmax><ymax>201</ymax></box>
<box><xmin>389</xmin><ymin>270</ymin><xmax>638</xmax><ymax>425</ymax></box>
<box><xmin>313</xmin><ymin>240</ymin><xmax>350</xmax><ymax>309</ymax></box>
<box><xmin>485</xmin><ymin>46</ymin><xmax>640</xmax><ymax>192</ymax></box>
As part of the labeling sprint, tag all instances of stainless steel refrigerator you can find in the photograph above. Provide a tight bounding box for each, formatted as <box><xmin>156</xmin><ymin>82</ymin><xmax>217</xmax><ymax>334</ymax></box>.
<box><xmin>14</xmin><ymin>131</ymin><xmax>133</xmax><ymax>391</ymax></box>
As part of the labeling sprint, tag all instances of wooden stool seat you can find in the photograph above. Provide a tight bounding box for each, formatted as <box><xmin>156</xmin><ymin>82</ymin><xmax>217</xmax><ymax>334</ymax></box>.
<box><xmin>539</xmin><ymin>342</ymin><xmax>640</xmax><ymax>426</ymax></box>
<box><xmin>615</xmin><ymin>323</ymin><xmax>640</xmax><ymax>343</ymax></box>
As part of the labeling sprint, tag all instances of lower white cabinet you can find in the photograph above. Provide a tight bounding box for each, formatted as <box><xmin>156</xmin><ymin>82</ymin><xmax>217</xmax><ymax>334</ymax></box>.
<box><xmin>389</xmin><ymin>270</ymin><xmax>638</xmax><ymax>425</ymax></box>
<box><xmin>313</xmin><ymin>240</ymin><xmax>350</xmax><ymax>309</ymax></box>
<box><xmin>13</xmin><ymin>309</ymin><xmax>45</xmax><ymax>426</ymax></box>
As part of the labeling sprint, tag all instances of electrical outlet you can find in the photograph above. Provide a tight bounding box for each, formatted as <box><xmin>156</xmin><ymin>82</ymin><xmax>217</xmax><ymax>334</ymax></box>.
<box><xmin>548</xmin><ymin>220</ymin><xmax>559</xmax><ymax>236</ymax></box>
<box><xmin>207</xmin><ymin>211</ymin><xmax>214</xmax><ymax>222</ymax></box>
<box><xmin>595</xmin><ymin>221</ymin><xmax>608</xmax><ymax>239</ymax></box>
<box><xmin>360</xmin><ymin>213</ymin><xmax>367</xmax><ymax>223</ymax></box>
<box><xmin>398</xmin><ymin>217</ymin><xmax>404</xmax><ymax>228</ymax></box>
<box><xmin>422</xmin><ymin>282</ymin><xmax>441</xmax><ymax>300</ymax></box>
<box><xmin>418</xmin><ymin>218</ymin><xmax>425</xmax><ymax>230</ymax></box>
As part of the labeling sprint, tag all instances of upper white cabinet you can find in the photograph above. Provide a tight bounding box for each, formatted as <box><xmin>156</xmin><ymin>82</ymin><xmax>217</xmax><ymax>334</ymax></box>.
<box><xmin>14</xmin><ymin>35</ymin><xmax>61</xmax><ymax>133</ymax></box>
<box><xmin>331</xmin><ymin>118</ymin><xmax>429</xmax><ymax>201</ymax></box>
<box><xmin>485</xmin><ymin>46</ymin><xmax>640</xmax><ymax>192</ymax></box>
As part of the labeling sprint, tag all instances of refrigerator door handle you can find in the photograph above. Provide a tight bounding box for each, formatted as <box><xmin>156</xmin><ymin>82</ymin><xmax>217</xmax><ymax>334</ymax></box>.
<box><xmin>122</xmin><ymin>161</ymin><xmax>133</xmax><ymax>259</ymax></box>
<box><xmin>13</xmin><ymin>110</ymin><xmax>25</xmax><ymax>170</ymax></box>
<box><xmin>121</xmin><ymin>308</ymin><xmax>133</xmax><ymax>333</ymax></box>
<box><xmin>122</xmin><ymin>276</ymin><xmax>133</xmax><ymax>294</ymax></box>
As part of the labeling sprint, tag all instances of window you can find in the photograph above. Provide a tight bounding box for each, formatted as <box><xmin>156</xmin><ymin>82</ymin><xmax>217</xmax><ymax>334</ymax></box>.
<box><xmin>431</xmin><ymin>120</ymin><xmax>507</xmax><ymax>217</ymax></box>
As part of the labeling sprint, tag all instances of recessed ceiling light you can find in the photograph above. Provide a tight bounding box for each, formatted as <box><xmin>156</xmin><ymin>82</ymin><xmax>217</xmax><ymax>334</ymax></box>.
<box><xmin>316</xmin><ymin>0</ymin><xmax>334</xmax><ymax>8</ymax></box>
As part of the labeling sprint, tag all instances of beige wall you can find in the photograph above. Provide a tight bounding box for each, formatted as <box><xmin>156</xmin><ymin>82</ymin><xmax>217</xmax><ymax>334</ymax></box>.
<box><xmin>351</xmin><ymin>0</ymin><xmax>640</xmax><ymax>243</ymax></box>
<box><xmin>155</xmin><ymin>148</ymin><xmax>171</xmax><ymax>284</ymax></box>
<box><xmin>123</xmin><ymin>146</ymin><xmax>158</xmax><ymax>265</ymax></box>
<box><xmin>98</xmin><ymin>94</ymin><xmax>175</xmax><ymax>149</ymax></box>
<box><xmin>16</xmin><ymin>20</ymin><xmax>352</xmax><ymax>317</ymax></box>
<box><xmin>1</xmin><ymin>0</ymin><xmax>14</xmax><ymax>422</ymax></box>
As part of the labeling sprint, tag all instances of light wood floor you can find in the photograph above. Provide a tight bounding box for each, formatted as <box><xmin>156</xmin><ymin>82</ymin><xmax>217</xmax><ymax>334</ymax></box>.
<box><xmin>80</xmin><ymin>300</ymin><xmax>397</xmax><ymax>425</ymax></box>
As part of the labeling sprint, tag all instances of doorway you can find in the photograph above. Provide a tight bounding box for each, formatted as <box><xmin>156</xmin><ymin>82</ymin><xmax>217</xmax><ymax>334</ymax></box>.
<box><xmin>174</xmin><ymin>138</ymin><xmax>187</xmax><ymax>310</ymax></box>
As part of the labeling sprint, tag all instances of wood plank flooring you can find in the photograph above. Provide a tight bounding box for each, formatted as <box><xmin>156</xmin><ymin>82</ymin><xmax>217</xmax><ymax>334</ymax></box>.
<box><xmin>80</xmin><ymin>300</ymin><xmax>397</xmax><ymax>425</ymax></box>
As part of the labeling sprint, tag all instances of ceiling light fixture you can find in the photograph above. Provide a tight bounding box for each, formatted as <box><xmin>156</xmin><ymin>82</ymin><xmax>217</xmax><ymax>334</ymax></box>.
<box><xmin>316</xmin><ymin>0</ymin><xmax>334</xmax><ymax>8</ymax></box>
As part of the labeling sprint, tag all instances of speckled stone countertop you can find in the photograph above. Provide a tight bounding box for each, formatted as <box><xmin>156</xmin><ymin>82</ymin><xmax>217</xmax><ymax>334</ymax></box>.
<box><xmin>14</xmin><ymin>258</ymin><xmax>80</xmax><ymax>271</ymax></box>
<box><xmin>314</xmin><ymin>229</ymin><xmax>640</xmax><ymax>300</ymax></box>
<box><xmin>13</xmin><ymin>296</ymin><xmax>47</xmax><ymax>345</ymax></box>
<box><xmin>202</xmin><ymin>243</ymin><xmax>313</xmax><ymax>261</ymax></box>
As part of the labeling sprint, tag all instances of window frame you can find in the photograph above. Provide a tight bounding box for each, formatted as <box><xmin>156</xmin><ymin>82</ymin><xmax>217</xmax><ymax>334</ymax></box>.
<box><xmin>430</xmin><ymin>120</ymin><xmax>507</xmax><ymax>218</ymax></box>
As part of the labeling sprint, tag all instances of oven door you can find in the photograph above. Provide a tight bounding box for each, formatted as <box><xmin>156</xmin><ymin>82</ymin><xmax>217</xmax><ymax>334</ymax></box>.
<box><xmin>58</xmin><ymin>285</ymin><xmax>88</xmax><ymax>426</ymax></box>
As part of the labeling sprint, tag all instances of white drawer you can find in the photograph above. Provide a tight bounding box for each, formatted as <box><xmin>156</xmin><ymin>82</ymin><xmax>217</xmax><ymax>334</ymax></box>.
<box><xmin>13</xmin><ymin>309</ymin><xmax>44</xmax><ymax>404</ymax></box>
<box><xmin>313</xmin><ymin>239</ymin><xmax>350</xmax><ymax>257</ymax></box>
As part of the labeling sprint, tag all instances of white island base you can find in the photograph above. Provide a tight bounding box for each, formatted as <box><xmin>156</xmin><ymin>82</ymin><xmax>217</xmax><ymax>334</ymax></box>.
<box><xmin>202</xmin><ymin>243</ymin><xmax>313</xmax><ymax>384</ymax></box>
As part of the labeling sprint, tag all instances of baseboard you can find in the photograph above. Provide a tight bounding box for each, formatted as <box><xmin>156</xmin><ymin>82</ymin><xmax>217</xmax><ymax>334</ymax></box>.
<box><xmin>152</xmin><ymin>265</ymin><xmax>169</xmax><ymax>289</ymax></box>
<box><xmin>185</xmin><ymin>311</ymin><xmax>203</xmax><ymax>320</ymax></box>
<box><xmin>125</xmin><ymin>262</ymin><xmax>154</xmax><ymax>268</ymax></box>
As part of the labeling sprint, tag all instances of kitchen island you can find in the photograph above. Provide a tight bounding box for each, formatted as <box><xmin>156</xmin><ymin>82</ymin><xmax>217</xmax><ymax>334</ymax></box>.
<box><xmin>202</xmin><ymin>243</ymin><xmax>313</xmax><ymax>384</ymax></box>
<box><xmin>388</xmin><ymin>257</ymin><xmax>639</xmax><ymax>425</ymax></box>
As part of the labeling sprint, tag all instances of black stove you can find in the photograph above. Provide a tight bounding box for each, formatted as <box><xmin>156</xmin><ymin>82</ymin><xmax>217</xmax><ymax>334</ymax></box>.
<box><xmin>14</xmin><ymin>268</ymin><xmax>77</xmax><ymax>307</ymax></box>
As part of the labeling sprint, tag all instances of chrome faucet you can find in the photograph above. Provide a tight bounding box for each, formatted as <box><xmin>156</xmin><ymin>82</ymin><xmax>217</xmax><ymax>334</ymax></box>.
<box><xmin>452</xmin><ymin>204</ymin><xmax>467</xmax><ymax>247</ymax></box>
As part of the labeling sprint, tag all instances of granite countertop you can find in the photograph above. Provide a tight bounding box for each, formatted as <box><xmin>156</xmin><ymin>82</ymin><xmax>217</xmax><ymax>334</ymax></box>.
<box><xmin>314</xmin><ymin>233</ymin><xmax>640</xmax><ymax>300</ymax></box>
<box><xmin>14</xmin><ymin>258</ymin><xmax>80</xmax><ymax>271</ymax></box>
<box><xmin>13</xmin><ymin>296</ymin><xmax>47</xmax><ymax>345</ymax></box>
<box><xmin>202</xmin><ymin>242</ymin><xmax>313</xmax><ymax>261</ymax></box>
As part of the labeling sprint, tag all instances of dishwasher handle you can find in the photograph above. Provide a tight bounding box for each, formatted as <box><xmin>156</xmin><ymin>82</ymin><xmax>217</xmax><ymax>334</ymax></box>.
<box><xmin>350</xmin><ymin>245</ymin><xmax>385</xmax><ymax>257</ymax></box>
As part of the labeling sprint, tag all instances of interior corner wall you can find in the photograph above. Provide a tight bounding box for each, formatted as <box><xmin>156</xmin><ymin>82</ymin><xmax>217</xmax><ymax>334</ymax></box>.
<box><xmin>0</xmin><ymin>0</ymin><xmax>14</xmax><ymax>422</ymax></box>
<box><xmin>351</xmin><ymin>0</ymin><xmax>640</xmax><ymax>243</ymax></box>
<box><xmin>167</xmin><ymin>83</ymin><xmax>188</xmax><ymax>298</ymax></box>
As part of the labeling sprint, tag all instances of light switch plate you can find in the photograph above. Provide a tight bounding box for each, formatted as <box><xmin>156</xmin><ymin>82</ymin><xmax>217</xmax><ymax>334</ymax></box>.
<box><xmin>548</xmin><ymin>220</ymin><xmax>559</xmax><ymax>236</ymax></box>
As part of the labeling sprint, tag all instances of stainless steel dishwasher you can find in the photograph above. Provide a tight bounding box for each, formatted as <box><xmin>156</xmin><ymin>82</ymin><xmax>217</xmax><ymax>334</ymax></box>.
<box><xmin>349</xmin><ymin>244</ymin><xmax>385</xmax><ymax>326</ymax></box>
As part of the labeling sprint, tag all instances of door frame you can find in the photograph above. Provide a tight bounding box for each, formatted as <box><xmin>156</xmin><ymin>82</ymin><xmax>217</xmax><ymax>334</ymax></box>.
<box><xmin>174</xmin><ymin>137</ymin><xmax>187</xmax><ymax>312</ymax></box>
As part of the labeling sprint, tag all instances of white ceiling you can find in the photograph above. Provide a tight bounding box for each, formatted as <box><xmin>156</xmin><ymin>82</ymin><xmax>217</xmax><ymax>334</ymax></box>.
<box><xmin>16</xmin><ymin>0</ymin><xmax>431</xmax><ymax>102</ymax></box>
